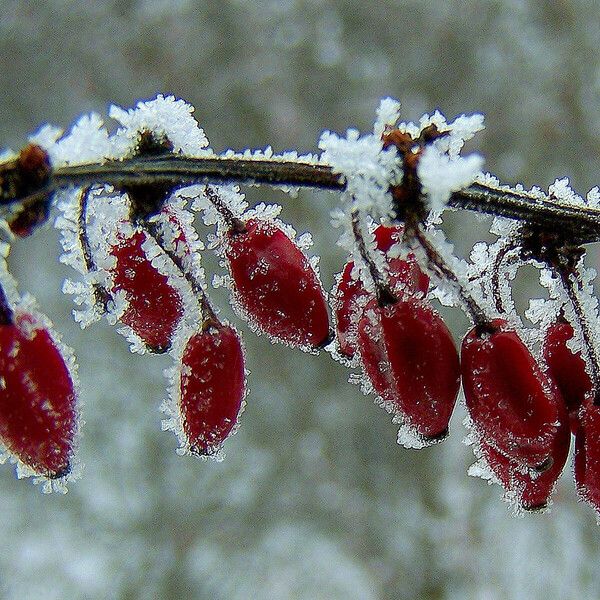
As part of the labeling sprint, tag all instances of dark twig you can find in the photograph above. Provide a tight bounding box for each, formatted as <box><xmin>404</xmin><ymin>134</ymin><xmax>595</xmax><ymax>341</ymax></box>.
<box><xmin>0</xmin><ymin>154</ymin><xmax>599</xmax><ymax>243</ymax></box>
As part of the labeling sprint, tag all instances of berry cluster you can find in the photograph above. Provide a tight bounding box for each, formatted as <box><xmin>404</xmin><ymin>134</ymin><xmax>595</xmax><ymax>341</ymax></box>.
<box><xmin>1</xmin><ymin>96</ymin><xmax>600</xmax><ymax>522</ymax></box>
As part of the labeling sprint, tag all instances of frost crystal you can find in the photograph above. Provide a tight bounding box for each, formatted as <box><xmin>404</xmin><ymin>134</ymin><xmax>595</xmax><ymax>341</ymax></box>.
<box><xmin>109</xmin><ymin>95</ymin><xmax>211</xmax><ymax>158</ymax></box>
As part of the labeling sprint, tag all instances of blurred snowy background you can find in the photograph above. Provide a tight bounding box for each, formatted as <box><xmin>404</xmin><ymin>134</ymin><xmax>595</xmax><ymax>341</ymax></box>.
<box><xmin>1</xmin><ymin>1</ymin><xmax>600</xmax><ymax>598</ymax></box>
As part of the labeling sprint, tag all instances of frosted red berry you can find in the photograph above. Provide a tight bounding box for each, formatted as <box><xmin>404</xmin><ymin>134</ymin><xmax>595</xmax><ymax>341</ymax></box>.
<box><xmin>178</xmin><ymin>322</ymin><xmax>245</xmax><ymax>456</ymax></box>
<box><xmin>109</xmin><ymin>228</ymin><xmax>184</xmax><ymax>353</ymax></box>
<box><xmin>357</xmin><ymin>297</ymin><xmax>460</xmax><ymax>442</ymax></box>
<box><xmin>462</xmin><ymin>320</ymin><xmax>565</xmax><ymax>469</ymax></box>
<box><xmin>224</xmin><ymin>218</ymin><xmax>330</xmax><ymax>350</ymax></box>
<box><xmin>543</xmin><ymin>318</ymin><xmax>592</xmax><ymax>434</ymax></box>
<box><xmin>475</xmin><ymin>404</ymin><xmax>570</xmax><ymax>511</ymax></box>
<box><xmin>0</xmin><ymin>309</ymin><xmax>77</xmax><ymax>478</ymax></box>
<box><xmin>332</xmin><ymin>224</ymin><xmax>429</xmax><ymax>359</ymax></box>
<box><xmin>574</xmin><ymin>398</ymin><xmax>600</xmax><ymax>515</ymax></box>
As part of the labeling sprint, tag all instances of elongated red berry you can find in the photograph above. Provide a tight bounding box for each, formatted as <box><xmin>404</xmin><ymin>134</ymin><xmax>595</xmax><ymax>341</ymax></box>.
<box><xmin>333</xmin><ymin>225</ymin><xmax>429</xmax><ymax>359</ymax></box>
<box><xmin>357</xmin><ymin>297</ymin><xmax>460</xmax><ymax>443</ymax></box>
<box><xmin>475</xmin><ymin>405</ymin><xmax>569</xmax><ymax>511</ymax></box>
<box><xmin>178</xmin><ymin>321</ymin><xmax>245</xmax><ymax>455</ymax></box>
<box><xmin>0</xmin><ymin>306</ymin><xmax>77</xmax><ymax>478</ymax></box>
<box><xmin>462</xmin><ymin>320</ymin><xmax>565</xmax><ymax>469</ymax></box>
<box><xmin>109</xmin><ymin>229</ymin><xmax>184</xmax><ymax>352</ymax></box>
<box><xmin>224</xmin><ymin>218</ymin><xmax>330</xmax><ymax>350</ymax></box>
<box><xmin>543</xmin><ymin>318</ymin><xmax>592</xmax><ymax>434</ymax></box>
<box><xmin>573</xmin><ymin>397</ymin><xmax>600</xmax><ymax>516</ymax></box>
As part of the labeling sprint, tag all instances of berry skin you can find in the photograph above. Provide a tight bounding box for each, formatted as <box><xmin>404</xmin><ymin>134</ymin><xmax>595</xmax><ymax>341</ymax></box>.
<box><xmin>110</xmin><ymin>229</ymin><xmax>184</xmax><ymax>353</ymax></box>
<box><xmin>475</xmin><ymin>404</ymin><xmax>570</xmax><ymax>511</ymax></box>
<box><xmin>357</xmin><ymin>297</ymin><xmax>460</xmax><ymax>443</ymax></box>
<box><xmin>178</xmin><ymin>322</ymin><xmax>245</xmax><ymax>456</ymax></box>
<box><xmin>573</xmin><ymin>398</ymin><xmax>600</xmax><ymax>517</ymax></box>
<box><xmin>332</xmin><ymin>224</ymin><xmax>429</xmax><ymax>359</ymax></box>
<box><xmin>224</xmin><ymin>218</ymin><xmax>330</xmax><ymax>350</ymax></box>
<box><xmin>543</xmin><ymin>318</ymin><xmax>592</xmax><ymax>434</ymax></box>
<box><xmin>462</xmin><ymin>320</ymin><xmax>565</xmax><ymax>469</ymax></box>
<box><xmin>0</xmin><ymin>310</ymin><xmax>77</xmax><ymax>478</ymax></box>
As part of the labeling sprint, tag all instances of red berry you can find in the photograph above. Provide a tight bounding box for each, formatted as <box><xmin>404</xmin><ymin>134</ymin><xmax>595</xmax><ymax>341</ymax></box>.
<box><xmin>224</xmin><ymin>218</ymin><xmax>330</xmax><ymax>350</ymax></box>
<box><xmin>110</xmin><ymin>229</ymin><xmax>184</xmax><ymax>353</ymax></box>
<box><xmin>0</xmin><ymin>310</ymin><xmax>78</xmax><ymax>478</ymax></box>
<box><xmin>474</xmin><ymin>406</ymin><xmax>570</xmax><ymax>511</ymax></box>
<box><xmin>543</xmin><ymin>318</ymin><xmax>592</xmax><ymax>434</ymax></box>
<box><xmin>332</xmin><ymin>225</ymin><xmax>429</xmax><ymax>359</ymax></box>
<box><xmin>462</xmin><ymin>320</ymin><xmax>565</xmax><ymax>469</ymax></box>
<box><xmin>178</xmin><ymin>322</ymin><xmax>245</xmax><ymax>456</ymax></box>
<box><xmin>574</xmin><ymin>398</ymin><xmax>600</xmax><ymax>516</ymax></box>
<box><xmin>357</xmin><ymin>297</ymin><xmax>460</xmax><ymax>443</ymax></box>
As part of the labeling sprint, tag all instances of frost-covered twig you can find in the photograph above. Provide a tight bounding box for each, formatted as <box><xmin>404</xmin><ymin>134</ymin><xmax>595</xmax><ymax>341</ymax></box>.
<box><xmin>3</xmin><ymin>151</ymin><xmax>600</xmax><ymax>243</ymax></box>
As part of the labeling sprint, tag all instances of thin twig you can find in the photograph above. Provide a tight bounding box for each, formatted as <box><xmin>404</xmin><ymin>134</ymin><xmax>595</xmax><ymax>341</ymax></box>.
<box><xmin>76</xmin><ymin>186</ymin><xmax>111</xmax><ymax>311</ymax></box>
<box><xmin>1</xmin><ymin>153</ymin><xmax>600</xmax><ymax>243</ymax></box>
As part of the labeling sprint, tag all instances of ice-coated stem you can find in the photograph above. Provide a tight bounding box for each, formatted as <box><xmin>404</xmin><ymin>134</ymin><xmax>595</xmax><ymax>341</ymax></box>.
<box><xmin>203</xmin><ymin>185</ymin><xmax>246</xmax><ymax>234</ymax></box>
<box><xmin>143</xmin><ymin>218</ymin><xmax>219</xmax><ymax>328</ymax></box>
<box><xmin>413</xmin><ymin>226</ymin><xmax>489</xmax><ymax>329</ymax></box>
<box><xmin>2</xmin><ymin>153</ymin><xmax>600</xmax><ymax>243</ymax></box>
<box><xmin>557</xmin><ymin>266</ymin><xmax>600</xmax><ymax>405</ymax></box>
<box><xmin>77</xmin><ymin>187</ymin><xmax>111</xmax><ymax>311</ymax></box>
<box><xmin>350</xmin><ymin>210</ymin><xmax>397</xmax><ymax>307</ymax></box>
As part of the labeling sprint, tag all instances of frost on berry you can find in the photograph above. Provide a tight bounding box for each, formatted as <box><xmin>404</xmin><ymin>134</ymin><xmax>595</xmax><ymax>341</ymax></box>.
<box><xmin>357</xmin><ymin>297</ymin><xmax>460</xmax><ymax>447</ymax></box>
<box><xmin>0</xmin><ymin>274</ymin><xmax>79</xmax><ymax>492</ymax></box>
<box><xmin>162</xmin><ymin>321</ymin><xmax>246</xmax><ymax>459</ymax></box>
<box><xmin>468</xmin><ymin>412</ymin><xmax>570</xmax><ymax>513</ymax></box>
<box><xmin>461</xmin><ymin>320</ymin><xmax>565</xmax><ymax>469</ymax></box>
<box><xmin>58</xmin><ymin>186</ymin><xmax>201</xmax><ymax>354</ymax></box>
<box><xmin>223</xmin><ymin>217</ymin><xmax>331</xmax><ymax>351</ymax></box>
<box><xmin>574</xmin><ymin>399</ymin><xmax>600</xmax><ymax>519</ymax></box>
<box><xmin>108</xmin><ymin>227</ymin><xmax>185</xmax><ymax>353</ymax></box>
<box><xmin>331</xmin><ymin>224</ymin><xmax>429</xmax><ymax>360</ymax></box>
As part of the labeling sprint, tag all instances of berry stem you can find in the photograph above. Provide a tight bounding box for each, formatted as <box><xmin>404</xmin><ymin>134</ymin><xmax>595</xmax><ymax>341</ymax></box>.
<box><xmin>350</xmin><ymin>210</ymin><xmax>397</xmax><ymax>306</ymax></box>
<box><xmin>77</xmin><ymin>187</ymin><xmax>112</xmax><ymax>312</ymax></box>
<box><xmin>413</xmin><ymin>226</ymin><xmax>489</xmax><ymax>328</ymax></box>
<box><xmin>142</xmin><ymin>218</ymin><xmax>219</xmax><ymax>327</ymax></box>
<box><xmin>490</xmin><ymin>236</ymin><xmax>519</xmax><ymax>315</ymax></box>
<box><xmin>555</xmin><ymin>265</ymin><xmax>600</xmax><ymax>405</ymax></box>
<box><xmin>203</xmin><ymin>185</ymin><xmax>246</xmax><ymax>233</ymax></box>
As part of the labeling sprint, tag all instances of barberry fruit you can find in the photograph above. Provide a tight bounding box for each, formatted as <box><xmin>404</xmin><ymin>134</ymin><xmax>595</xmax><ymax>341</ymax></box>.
<box><xmin>109</xmin><ymin>228</ymin><xmax>184</xmax><ymax>353</ymax></box>
<box><xmin>224</xmin><ymin>218</ymin><xmax>330</xmax><ymax>350</ymax></box>
<box><xmin>332</xmin><ymin>224</ymin><xmax>429</xmax><ymax>359</ymax></box>
<box><xmin>574</xmin><ymin>398</ymin><xmax>600</xmax><ymax>516</ymax></box>
<box><xmin>462</xmin><ymin>320</ymin><xmax>565</xmax><ymax>469</ymax></box>
<box><xmin>357</xmin><ymin>296</ymin><xmax>460</xmax><ymax>443</ymax></box>
<box><xmin>543</xmin><ymin>317</ymin><xmax>592</xmax><ymax>434</ymax></box>
<box><xmin>177</xmin><ymin>321</ymin><xmax>245</xmax><ymax>456</ymax></box>
<box><xmin>475</xmin><ymin>407</ymin><xmax>570</xmax><ymax>511</ymax></box>
<box><xmin>0</xmin><ymin>304</ymin><xmax>78</xmax><ymax>479</ymax></box>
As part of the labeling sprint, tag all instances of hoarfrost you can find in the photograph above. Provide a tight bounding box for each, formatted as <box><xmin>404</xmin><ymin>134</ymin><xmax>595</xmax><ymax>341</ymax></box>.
<box><xmin>109</xmin><ymin>95</ymin><xmax>210</xmax><ymax>158</ymax></box>
<box><xmin>418</xmin><ymin>146</ymin><xmax>484</xmax><ymax>214</ymax></box>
